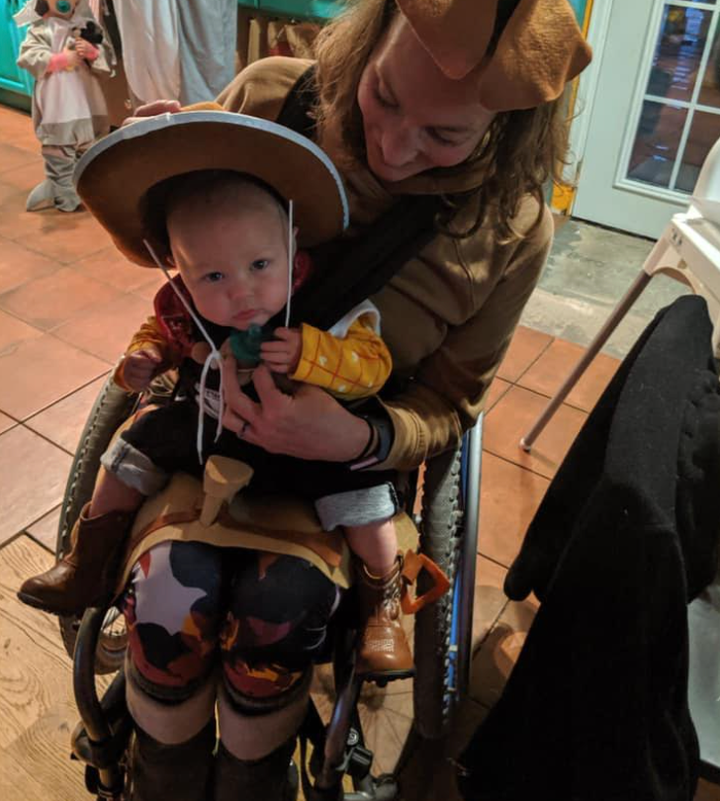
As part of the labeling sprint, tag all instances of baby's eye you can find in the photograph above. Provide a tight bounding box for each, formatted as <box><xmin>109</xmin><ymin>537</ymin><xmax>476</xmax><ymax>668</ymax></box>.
<box><xmin>251</xmin><ymin>259</ymin><xmax>269</xmax><ymax>271</ymax></box>
<box><xmin>203</xmin><ymin>271</ymin><xmax>224</xmax><ymax>283</ymax></box>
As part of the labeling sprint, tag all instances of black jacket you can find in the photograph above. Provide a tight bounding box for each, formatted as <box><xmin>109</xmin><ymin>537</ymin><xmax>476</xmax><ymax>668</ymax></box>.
<box><xmin>458</xmin><ymin>296</ymin><xmax>720</xmax><ymax>801</ymax></box>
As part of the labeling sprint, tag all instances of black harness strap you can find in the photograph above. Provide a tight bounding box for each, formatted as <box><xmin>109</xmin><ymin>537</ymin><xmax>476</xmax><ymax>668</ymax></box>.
<box><xmin>273</xmin><ymin>66</ymin><xmax>444</xmax><ymax>332</ymax></box>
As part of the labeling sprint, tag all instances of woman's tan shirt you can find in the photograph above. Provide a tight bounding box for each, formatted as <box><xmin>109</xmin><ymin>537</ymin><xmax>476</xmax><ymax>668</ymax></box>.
<box><xmin>218</xmin><ymin>57</ymin><xmax>554</xmax><ymax>471</ymax></box>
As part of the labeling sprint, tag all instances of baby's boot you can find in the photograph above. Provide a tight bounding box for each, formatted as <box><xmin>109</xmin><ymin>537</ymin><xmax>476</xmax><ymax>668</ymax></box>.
<box><xmin>354</xmin><ymin>555</ymin><xmax>414</xmax><ymax>680</ymax></box>
<box><xmin>17</xmin><ymin>502</ymin><xmax>134</xmax><ymax>616</ymax></box>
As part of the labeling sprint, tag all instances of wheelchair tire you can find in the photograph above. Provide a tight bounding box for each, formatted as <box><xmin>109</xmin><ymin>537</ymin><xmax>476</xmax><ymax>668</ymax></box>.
<box><xmin>57</xmin><ymin>374</ymin><xmax>139</xmax><ymax>674</ymax></box>
<box><xmin>413</xmin><ymin>444</ymin><xmax>464</xmax><ymax>740</ymax></box>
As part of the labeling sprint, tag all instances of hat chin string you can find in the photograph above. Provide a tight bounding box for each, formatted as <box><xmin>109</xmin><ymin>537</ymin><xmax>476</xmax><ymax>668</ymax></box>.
<box><xmin>143</xmin><ymin>238</ymin><xmax>224</xmax><ymax>464</ymax></box>
<box><xmin>286</xmin><ymin>199</ymin><xmax>293</xmax><ymax>328</ymax></box>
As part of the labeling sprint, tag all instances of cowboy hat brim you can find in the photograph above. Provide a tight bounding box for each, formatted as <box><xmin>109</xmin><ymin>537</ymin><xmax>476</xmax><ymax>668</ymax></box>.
<box><xmin>74</xmin><ymin>109</ymin><xmax>349</xmax><ymax>267</ymax></box>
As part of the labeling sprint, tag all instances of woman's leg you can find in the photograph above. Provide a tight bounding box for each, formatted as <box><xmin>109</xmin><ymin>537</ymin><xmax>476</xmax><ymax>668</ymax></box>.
<box><xmin>122</xmin><ymin>540</ymin><xmax>227</xmax><ymax>801</ymax></box>
<box><xmin>215</xmin><ymin>552</ymin><xmax>341</xmax><ymax>801</ymax></box>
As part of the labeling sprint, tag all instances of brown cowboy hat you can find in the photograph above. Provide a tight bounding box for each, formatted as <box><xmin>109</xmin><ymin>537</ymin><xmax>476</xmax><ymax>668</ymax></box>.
<box><xmin>396</xmin><ymin>0</ymin><xmax>592</xmax><ymax>111</ymax></box>
<box><xmin>74</xmin><ymin>102</ymin><xmax>349</xmax><ymax>268</ymax></box>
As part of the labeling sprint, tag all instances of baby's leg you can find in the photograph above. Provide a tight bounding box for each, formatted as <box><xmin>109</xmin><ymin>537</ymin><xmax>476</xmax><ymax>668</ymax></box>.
<box><xmin>344</xmin><ymin>516</ymin><xmax>414</xmax><ymax>679</ymax></box>
<box><xmin>344</xmin><ymin>517</ymin><xmax>398</xmax><ymax>577</ymax></box>
<box><xmin>16</xmin><ymin>408</ymin><xmax>172</xmax><ymax>616</ymax></box>
<box><xmin>313</xmin><ymin>478</ymin><xmax>413</xmax><ymax>679</ymax></box>
<box><xmin>89</xmin><ymin>464</ymin><xmax>145</xmax><ymax>516</ymax></box>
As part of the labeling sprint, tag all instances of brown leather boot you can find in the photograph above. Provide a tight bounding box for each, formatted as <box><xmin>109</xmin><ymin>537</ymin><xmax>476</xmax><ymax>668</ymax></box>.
<box><xmin>354</xmin><ymin>556</ymin><xmax>415</xmax><ymax>680</ymax></box>
<box><xmin>213</xmin><ymin>739</ymin><xmax>298</xmax><ymax>801</ymax></box>
<box><xmin>130</xmin><ymin>721</ymin><xmax>216</xmax><ymax>801</ymax></box>
<box><xmin>17</xmin><ymin>502</ymin><xmax>134</xmax><ymax>616</ymax></box>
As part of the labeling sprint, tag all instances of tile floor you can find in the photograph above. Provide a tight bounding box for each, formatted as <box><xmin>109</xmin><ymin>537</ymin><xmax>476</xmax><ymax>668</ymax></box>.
<box><xmin>0</xmin><ymin>103</ymin><xmax>716</xmax><ymax>801</ymax></box>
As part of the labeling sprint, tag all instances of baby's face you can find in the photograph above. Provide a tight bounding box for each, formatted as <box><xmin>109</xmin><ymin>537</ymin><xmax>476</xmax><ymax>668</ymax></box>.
<box><xmin>167</xmin><ymin>192</ymin><xmax>291</xmax><ymax>331</ymax></box>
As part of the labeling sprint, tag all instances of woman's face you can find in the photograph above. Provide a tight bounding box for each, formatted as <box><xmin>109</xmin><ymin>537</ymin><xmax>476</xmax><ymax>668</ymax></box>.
<box><xmin>357</xmin><ymin>15</ymin><xmax>495</xmax><ymax>183</ymax></box>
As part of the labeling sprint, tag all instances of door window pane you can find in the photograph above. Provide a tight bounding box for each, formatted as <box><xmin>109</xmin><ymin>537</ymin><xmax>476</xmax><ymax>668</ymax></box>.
<box><xmin>697</xmin><ymin>23</ymin><xmax>720</xmax><ymax>107</ymax></box>
<box><xmin>675</xmin><ymin>109</ymin><xmax>720</xmax><ymax>191</ymax></box>
<box><xmin>627</xmin><ymin>100</ymin><xmax>688</xmax><ymax>188</ymax></box>
<box><xmin>646</xmin><ymin>4</ymin><xmax>713</xmax><ymax>102</ymax></box>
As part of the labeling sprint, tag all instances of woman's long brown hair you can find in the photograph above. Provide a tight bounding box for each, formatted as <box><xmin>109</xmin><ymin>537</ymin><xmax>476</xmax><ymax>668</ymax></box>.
<box><xmin>313</xmin><ymin>0</ymin><xmax>571</xmax><ymax>241</ymax></box>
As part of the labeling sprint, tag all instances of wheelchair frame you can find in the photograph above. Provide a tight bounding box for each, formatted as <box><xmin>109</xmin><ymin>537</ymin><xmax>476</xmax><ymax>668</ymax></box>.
<box><xmin>60</xmin><ymin>377</ymin><xmax>482</xmax><ymax>801</ymax></box>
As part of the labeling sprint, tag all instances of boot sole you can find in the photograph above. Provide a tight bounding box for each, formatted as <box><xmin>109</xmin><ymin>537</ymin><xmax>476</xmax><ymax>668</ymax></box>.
<box><xmin>357</xmin><ymin>667</ymin><xmax>416</xmax><ymax>685</ymax></box>
<box><xmin>16</xmin><ymin>590</ymin><xmax>74</xmax><ymax>617</ymax></box>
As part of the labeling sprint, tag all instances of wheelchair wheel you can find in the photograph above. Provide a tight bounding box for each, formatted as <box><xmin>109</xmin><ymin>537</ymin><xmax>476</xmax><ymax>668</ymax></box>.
<box><xmin>57</xmin><ymin>374</ymin><xmax>140</xmax><ymax>674</ymax></box>
<box><xmin>413</xmin><ymin>444</ymin><xmax>464</xmax><ymax>739</ymax></box>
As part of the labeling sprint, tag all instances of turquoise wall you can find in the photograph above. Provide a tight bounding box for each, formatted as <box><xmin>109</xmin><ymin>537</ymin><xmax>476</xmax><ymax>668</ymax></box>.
<box><xmin>569</xmin><ymin>0</ymin><xmax>589</xmax><ymax>25</ymax></box>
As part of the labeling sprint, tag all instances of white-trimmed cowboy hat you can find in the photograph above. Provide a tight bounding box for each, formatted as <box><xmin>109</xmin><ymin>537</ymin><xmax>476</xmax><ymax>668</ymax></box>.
<box><xmin>74</xmin><ymin>102</ymin><xmax>350</xmax><ymax>268</ymax></box>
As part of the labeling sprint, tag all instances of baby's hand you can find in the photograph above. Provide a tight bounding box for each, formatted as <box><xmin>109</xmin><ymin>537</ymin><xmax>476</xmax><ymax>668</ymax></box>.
<box><xmin>74</xmin><ymin>39</ymin><xmax>98</xmax><ymax>61</ymax></box>
<box><xmin>260</xmin><ymin>328</ymin><xmax>302</xmax><ymax>374</ymax></box>
<box><xmin>121</xmin><ymin>347</ymin><xmax>163</xmax><ymax>392</ymax></box>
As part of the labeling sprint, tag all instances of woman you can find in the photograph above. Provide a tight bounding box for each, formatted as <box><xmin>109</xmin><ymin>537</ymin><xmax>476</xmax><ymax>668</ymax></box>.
<box><xmin>116</xmin><ymin>2</ymin><xmax>591</xmax><ymax>800</ymax></box>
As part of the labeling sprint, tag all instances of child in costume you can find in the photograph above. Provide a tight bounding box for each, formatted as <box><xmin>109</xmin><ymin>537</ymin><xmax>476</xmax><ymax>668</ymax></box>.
<box><xmin>18</xmin><ymin>107</ymin><xmax>417</xmax><ymax>679</ymax></box>
<box><xmin>15</xmin><ymin>0</ymin><xmax>111</xmax><ymax>212</ymax></box>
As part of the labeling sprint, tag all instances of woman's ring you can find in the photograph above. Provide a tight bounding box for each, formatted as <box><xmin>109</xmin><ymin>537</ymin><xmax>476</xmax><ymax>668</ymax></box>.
<box><xmin>237</xmin><ymin>421</ymin><xmax>249</xmax><ymax>439</ymax></box>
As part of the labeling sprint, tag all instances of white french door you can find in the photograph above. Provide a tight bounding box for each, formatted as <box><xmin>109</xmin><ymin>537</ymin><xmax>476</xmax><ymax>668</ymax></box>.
<box><xmin>574</xmin><ymin>0</ymin><xmax>720</xmax><ymax>238</ymax></box>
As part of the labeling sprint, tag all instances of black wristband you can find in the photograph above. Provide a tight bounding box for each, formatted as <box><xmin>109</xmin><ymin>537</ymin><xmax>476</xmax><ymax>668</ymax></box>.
<box><xmin>355</xmin><ymin>419</ymin><xmax>377</xmax><ymax>461</ymax></box>
<box><xmin>346</xmin><ymin>411</ymin><xmax>394</xmax><ymax>470</ymax></box>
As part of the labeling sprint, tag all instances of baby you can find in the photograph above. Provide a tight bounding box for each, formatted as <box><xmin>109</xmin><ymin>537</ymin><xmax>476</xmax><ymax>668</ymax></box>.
<box><xmin>19</xmin><ymin>161</ymin><xmax>413</xmax><ymax>679</ymax></box>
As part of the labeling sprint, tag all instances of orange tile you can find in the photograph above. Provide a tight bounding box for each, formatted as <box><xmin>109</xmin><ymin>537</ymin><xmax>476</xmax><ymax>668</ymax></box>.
<box><xmin>53</xmin><ymin>291</ymin><xmax>153</xmax><ymax>363</ymax></box>
<box><xmin>0</xmin><ymin>142</ymin><xmax>38</xmax><ymax>173</ymax></box>
<box><xmin>133</xmin><ymin>271</ymin><xmax>168</xmax><ymax>301</ymax></box>
<box><xmin>26</xmin><ymin>505</ymin><xmax>62</xmax><ymax>552</ymax></box>
<box><xmin>0</xmin><ymin>426</ymin><xmax>72</xmax><ymax>545</ymax></box>
<box><xmin>0</xmin><ymin>236</ymin><xmax>59</xmax><ymax>295</ymax></box>
<box><xmin>0</xmin><ymin>207</ymin><xmax>112</xmax><ymax>264</ymax></box>
<box><xmin>496</xmin><ymin>325</ymin><xmax>553</xmax><ymax>383</ymax></box>
<box><xmin>26</xmin><ymin>374</ymin><xmax>109</xmax><ymax>453</ymax></box>
<box><xmin>483</xmin><ymin>385</ymin><xmax>587</xmax><ymax>479</ymax></box>
<box><xmin>478</xmin><ymin>453</ymin><xmax>550</xmax><ymax>568</ymax></box>
<box><xmin>73</xmin><ymin>246</ymin><xmax>158</xmax><ymax>292</ymax></box>
<box><xmin>472</xmin><ymin>555</ymin><xmax>509</xmax><ymax>649</ymax></box>
<box><xmin>0</xmin><ymin>308</ymin><xmax>43</xmax><ymax>351</ymax></box>
<box><xmin>0</xmin><ymin>410</ymin><xmax>16</xmax><ymax>435</ymax></box>
<box><xmin>517</xmin><ymin>337</ymin><xmax>620</xmax><ymax>412</ymax></box>
<box><xmin>469</xmin><ymin>595</ymin><xmax>539</xmax><ymax>709</ymax></box>
<box><xmin>0</xmin><ymin>159</ymin><xmax>46</xmax><ymax>192</ymax></box>
<box><xmin>0</xmin><ymin>107</ymin><xmax>37</xmax><ymax>154</ymax></box>
<box><xmin>0</xmin><ymin>334</ymin><xmax>107</xmax><ymax>420</ymax></box>
<box><xmin>485</xmin><ymin>376</ymin><xmax>511</xmax><ymax>411</ymax></box>
<box><xmin>0</xmin><ymin>266</ymin><xmax>121</xmax><ymax>331</ymax></box>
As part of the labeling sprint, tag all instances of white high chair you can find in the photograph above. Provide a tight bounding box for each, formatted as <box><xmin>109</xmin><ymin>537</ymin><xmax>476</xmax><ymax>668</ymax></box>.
<box><xmin>520</xmin><ymin>136</ymin><xmax>720</xmax><ymax>452</ymax></box>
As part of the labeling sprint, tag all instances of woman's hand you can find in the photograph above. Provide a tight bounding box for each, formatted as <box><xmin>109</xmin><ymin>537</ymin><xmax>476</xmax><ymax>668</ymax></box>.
<box><xmin>222</xmin><ymin>359</ymin><xmax>372</xmax><ymax>462</ymax></box>
<box><xmin>121</xmin><ymin>99</ymin><xmax>181</xmax><ymax>127</ymax></box>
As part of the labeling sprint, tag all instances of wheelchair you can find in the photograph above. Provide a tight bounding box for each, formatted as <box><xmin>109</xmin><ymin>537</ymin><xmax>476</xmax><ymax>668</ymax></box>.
<box><xmin>56</xmin><ymin>374</ymin><xmax>483</xmax><ymax>801</ymax></box>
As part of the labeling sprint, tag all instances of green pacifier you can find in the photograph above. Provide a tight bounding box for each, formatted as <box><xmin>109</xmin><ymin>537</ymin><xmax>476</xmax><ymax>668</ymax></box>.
<box><xmin>229</xmin><ymin>324</ymin><xmax>270</xmax><ymax>365</ymax></box>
